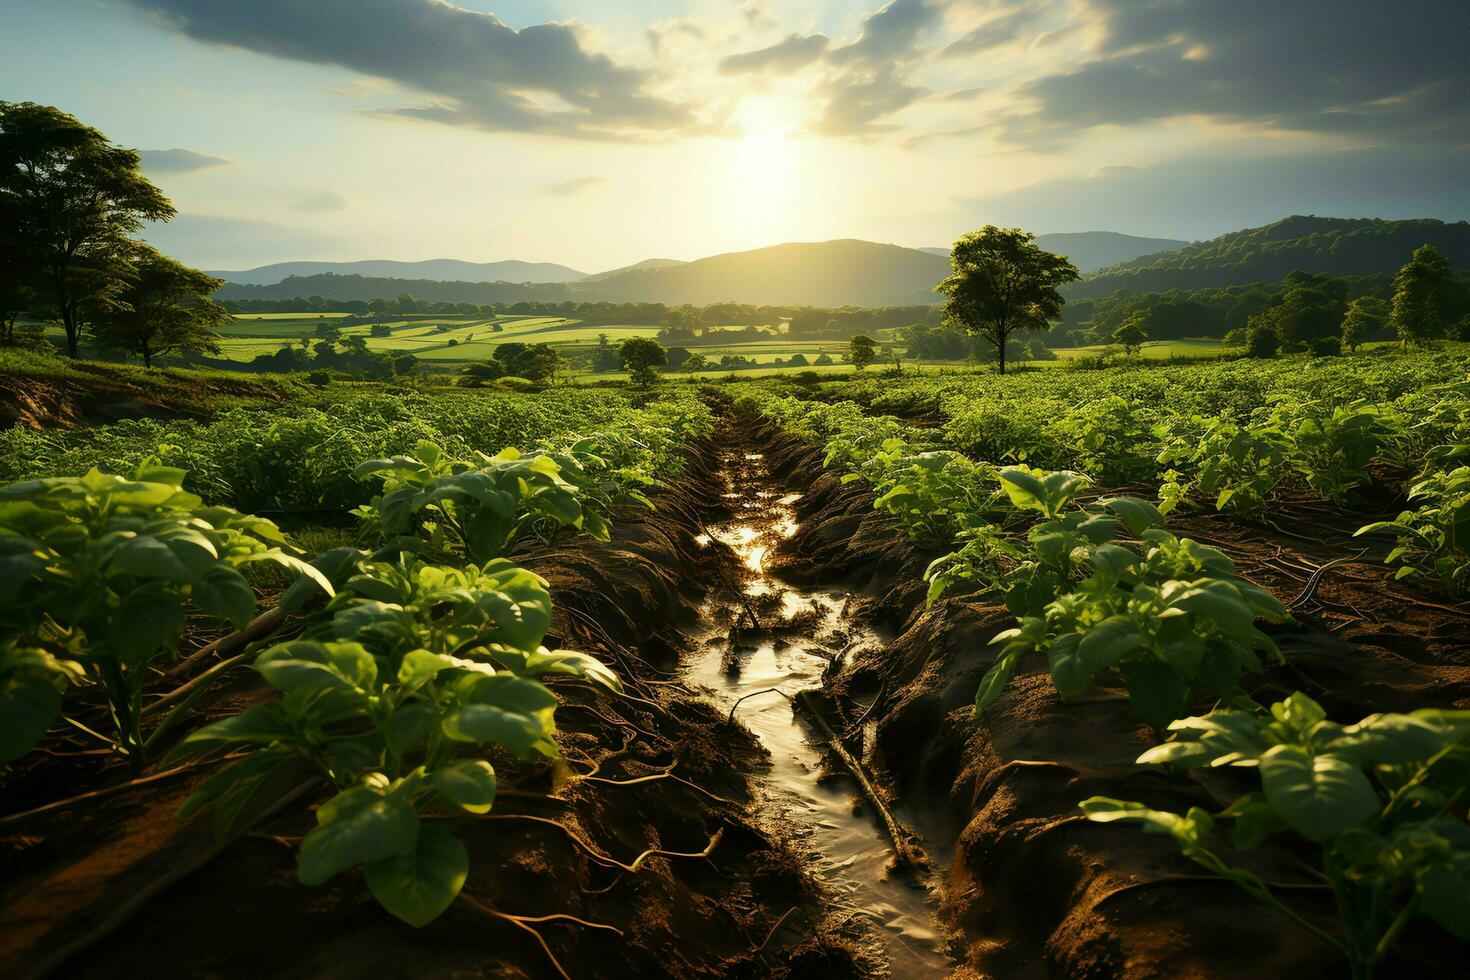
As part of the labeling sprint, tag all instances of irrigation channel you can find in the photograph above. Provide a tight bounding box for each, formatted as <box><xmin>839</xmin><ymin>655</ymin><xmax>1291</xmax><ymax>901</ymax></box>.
<box><xmin>685</xmin><ymin>443</ymin><xmax>954</xmax><ymax>976</ymax></box>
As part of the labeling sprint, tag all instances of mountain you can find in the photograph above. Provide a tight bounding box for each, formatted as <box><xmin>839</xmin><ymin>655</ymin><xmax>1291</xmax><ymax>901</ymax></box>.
<box><xmin>1033</xmin><ymin>232</ymin><xmax>1188</xmax><ymax>273</ymax></box>
<box><xmin>208</xmin><ymin>258</ymin><xmax>588</xmax><ymax>286</ymax></box>
<box><xmin>1068</xmin><ymin>216</ymin><xmax>1470</xmax><ymax>298</ymax></box>
<box><xmin>577</xmin><ymin>240</ymin><xmax>948</xmax><ymax>306</ymax></box>
<box><xmin>214</xmin><ymin>240</ymin><xmax>951</xmax><ymax>307</ymax></box>
<box><xmin>582</xmin><ymin>258</ymin><xmax>687</xmax><ymax>282</ymax></box>
<box><xmin>921</xmin><ymin>232</ymin><xmax>1188</xmax><ymax>273</ymax></box>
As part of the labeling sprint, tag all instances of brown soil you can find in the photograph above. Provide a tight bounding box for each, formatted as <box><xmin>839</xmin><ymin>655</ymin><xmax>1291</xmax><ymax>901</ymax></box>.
<box><xmin>0</xmin><ymin>365</ymin><xmax>288</xmax><ymax>429</ymax></box>
<box><xmin>754</xmin><ymin>420</ymin><xmax>1470</xmax><ymax>980</ymax></box>
<box><xmin>0</xmin><ymin>438</ymin><xmax>861</xmax><ymax>979</ymax></box>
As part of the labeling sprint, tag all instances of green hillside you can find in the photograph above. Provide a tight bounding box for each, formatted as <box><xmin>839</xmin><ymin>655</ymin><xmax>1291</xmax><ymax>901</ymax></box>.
<box><xmin>1068</xmin><ymin>216</ymin><xmax>1470</xmax><ymax>298</ymax></box>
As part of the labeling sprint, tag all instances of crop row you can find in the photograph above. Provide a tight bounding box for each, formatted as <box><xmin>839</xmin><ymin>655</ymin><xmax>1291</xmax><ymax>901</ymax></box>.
<box><xmin>0</xmin><ymin>386</ymin><xmax>712</xmax><ymax>514</ymax></box>
<box><xmin>0</xmin><ymin>400</ymin><xmax>712</xmax><ymax>927</ymax></box>
<box><xmin>734</xmin><ymin>386</ymin><xmax>1470</xmax><ymax>978</ymax></box>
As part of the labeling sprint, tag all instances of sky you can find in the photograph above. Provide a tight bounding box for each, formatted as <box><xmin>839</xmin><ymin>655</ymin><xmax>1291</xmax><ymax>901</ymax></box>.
<box><xmin>2</xmin><ymin>0</ymin><xmax>1467</xmax><ymax>272</ymax></box>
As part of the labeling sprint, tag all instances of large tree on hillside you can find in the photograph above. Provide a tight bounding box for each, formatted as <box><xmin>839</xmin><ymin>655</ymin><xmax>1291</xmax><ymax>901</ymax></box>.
<box><xmin>1389</xmin><ymin>244</ymin><xmax>1454</xmax><ymax>344</ymax></box>
<box><xmin>0</xmin><ymin>102</ymin><xmax>175</xmax><ymax>356</ymax></box>
<box><xmin>0</xmin><ymin>194</ymin><xmax>38</xmax><ymax>344</ymax></box>
<box><xmin>936</xmin><ymin>226</ymin><xmax>1079</xmax><ymax>374</ymax></box>
<box><xmin>93</xmin><ymin>245</ymin><xmax>228</xmax><ymax>367</ymax></box>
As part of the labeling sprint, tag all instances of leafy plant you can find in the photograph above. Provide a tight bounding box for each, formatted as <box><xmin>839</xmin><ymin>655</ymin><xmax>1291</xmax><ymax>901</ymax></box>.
<box><xmin>0</xmin><ymin>464</ymin><xmax>330</xmax><ymax>770</ymax></box>
<box><xmin>1083</xmin><ymin>692</ymin><xmax>1470</xmax><ymax>978</ymax></box>
<box><xmin>352</xmin><ymin>441</ymin><xmax>595</xmax><ymax>563</ymax></box>
<box><xmin>978</xmin><ymin>467</ymin><xmax>1289</xmax><ymax>729</ymax></box>
<box><xmin>1356</xmin><ymin>463</ymin><xmax>1470</xmax><ymax>597</ymax></box>
<box><xmin>0</xmin><ymin>641</ymin><xmax>84</xmax><ymax>765</ymax></box>
<box><xmin>1157</xmin><ymin>415</ymin><xmax>1293</xmax><ymax>512</ymax></box>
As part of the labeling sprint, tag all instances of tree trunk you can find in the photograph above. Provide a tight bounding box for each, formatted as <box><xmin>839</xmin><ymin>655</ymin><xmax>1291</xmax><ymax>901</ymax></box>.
<box><xmin>142</xmin><ymin>341</ymin><xmax>152</xmax><ymax>369</ymax></box>
<box><xmin>62</xmin><ymin>308</ymin><xmax>79</xmax><ymax>357</ymax></box>
<box><xmin>997</xmin><ymin>329</ymin><xmax>1007</xmax><ymax>375</ymax></box>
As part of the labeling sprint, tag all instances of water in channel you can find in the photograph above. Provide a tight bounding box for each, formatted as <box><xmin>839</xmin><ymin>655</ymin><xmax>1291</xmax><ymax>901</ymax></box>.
<box><xmin>684</xmin><ymin>448</ymin><xmax>953</xmax><ymax>977</ymax></box>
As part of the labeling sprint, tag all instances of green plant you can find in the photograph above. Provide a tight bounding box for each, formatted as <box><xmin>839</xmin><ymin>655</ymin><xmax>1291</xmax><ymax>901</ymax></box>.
<box><xmin>0</xmin><ymin>641</ymin><xmax>84</xmax><ymax>765</ymax></box>
<box><xmin>0</xmin><ymin>464</ymin><xmax>330</xmax><ymax>770</ymax></box>
<box><xmin>172</xmin><ymin>554</ymin><xmax>619</xmax><ymax>926</ymax></box>
<box><xmin>1357</xmin><ymin>463</ymin><xmax>1470</xmax><ymax>597</ymax></box>
<box><xmin>1157</xmin><ymin>415</ymin><xmax>1293</xmax><ymax>512</ymax></box>
<box><xmin>978</xmin><ymin>467</ymin><xmax>1289</xmax><ymax>729</ymax></box>
<box><xmin>352</xmin><ymin>441</ymin><xmax>596</xmax><ymax>563</ymax></box>
<box><xmin>1082</xmin><ymin>693</ymin><xmax>1470</xmax><ymax>978</ymax></box>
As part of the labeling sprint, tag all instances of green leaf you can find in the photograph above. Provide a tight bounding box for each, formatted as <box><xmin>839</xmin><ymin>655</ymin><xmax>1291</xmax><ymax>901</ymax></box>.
<box><xmin>297</xmin><ymin>781</ymin><xmax>420</xmax><ymax>887</ymax></box>
<box><xmin>974</xmin><ymin>650</ymin><xmax>1019</xmax><ymax>713</ymax></box>
<box><xmin>364</xmin><ymin>824</ymin><xmax>469</xmax><ymax>928</ymax></box>
<box><xmin>1099</xmin><ymin>497</ymin><xmax>1165</xmax><ymax>536</ymax></box>
<box><xmin>432</xmin><ymin>759</ymin><xmax>497</xmax><ymax>814</ymax></box>
<box><xmin>1047</xmin><ymin>633</ymin><xmax>1089</xmax><ymax>698</ymax></box>
<box><xmin>1419</xmin><ymin>862</ymin><xmax>1470</xmax><ymax>940</ymax></box>
<box><xmin>0</xmin><ymin>662</ymin><xmax>64</xmax><ymax>765</ymax></box>
<box><xmin>110</xmin><ymin>589</ymin><xmax>185</xmax><ymax>666</ymax></box>
<box><xmin>1121</xmin><ymin>659</ymin><xmax>1191</xmax><ymax>731</ymax></box>
<box><xmin>189</xmin><ymin>565</ymin><xmax>257</xmax><ymax>628</ymax></box>
<box><xmin>398</xmin><ymin>650</ymin><xmax>454</xmax><ymax>691</ymax></box>
<box><xmin>256</xmin><ymin>641</ymin><xmax>377</xmax><ymax>694</ymax></box>
<box><xmin>442</xmin><ymin>675</ymin><xmax>558</xmax><ymax>758</ymax></box>
<box><xmin>1077</xmin><ymin>618</ymin><xmax>1146</xmax><ymax>674</ymax></box>
<box><xmin>1135</xmin><ymin>740</ymin><xmax>1212</xmax><ymax>768</ymax></box>
<box><xmin>1257</xmin><ymin>746</ymin><xmax>1379</xmax><ymax>842</ymax></box>
<box><xmin>384</xmin><ymin>702</ymin><xmax>439</xmax><ymax>757</ymax></box>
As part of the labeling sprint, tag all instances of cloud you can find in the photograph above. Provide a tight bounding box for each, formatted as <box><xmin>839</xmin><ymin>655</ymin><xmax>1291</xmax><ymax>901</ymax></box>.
<box><xmin>546</xmin><ymin>176</ymin><xmax>607</xmax><ymax>196</ymax></box>
<box><xmin>955</xmin><ymin>147</ymin><xmax>1470</xmax><ymax>241</ymax></box>
<box><xmin>719</xmin><ymin>34</ymin><xmax>829</xmax><ymax>75</ymax></box>
<box><xmin>292</xmin><ymin>191</ymin><xmax>348</xmax><ymax>211</ymax></box>
<box><xmin>120</xmin><ymin>0</ymin><xmax>696</xmax><ymax>140</ymax></box>
<box><xmin>939</xmin><ymin>7</ymin><xmax>1038</xmax><ymax>58</ymax></box>
<box><xmin>138</xmin><ymin>148</ymin><xmax>230</xmax><ymax>172</ymax></box>
<box><xmin>813</xmin><ymin>0</ymin><xmax>942</xmax><ymax>137</ymax></box>
<box><xmin>740</xmin><ymin>0</ymin><xmax>777</xmax><ymax>30</ymax></box>
<box><xmin>1002</xmin><ymin>0</ymin><xmax>1470</xmax><ymax>147</ymax></box>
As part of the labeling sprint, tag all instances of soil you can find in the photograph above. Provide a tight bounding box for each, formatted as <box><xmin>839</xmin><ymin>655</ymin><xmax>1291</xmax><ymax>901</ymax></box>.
<box><xmin>753</xmin><ymin>418</ymin><xmax>1470</xmax><ymax>979</ymax></box>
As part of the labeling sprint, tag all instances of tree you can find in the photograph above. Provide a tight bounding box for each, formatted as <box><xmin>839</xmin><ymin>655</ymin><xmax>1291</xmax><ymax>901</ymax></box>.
<box><xmin>682</xmin><ymin>351</ymin><xmax>708</xmax><ymax>372</ymax></box>
<box><xmin>848</xmin><ymin>334</ymin><xmax>877</xmax><ymax>370</ymax></box>
<box><xmin>665</xmin><ymin>346</ymin><xmax>691</xmax><ymax>370</ymax></box>
<box><xmin>0</xmin><ymin>102</ymin><xmax>175</xmax><ymax>356</ymax></box>
<box><xmin>91</xmin><ymin>246</ymin><xmax>227</xmax><ymax>367</ymax></box>
<box><xmin>619</xmin><ymin>336</ymin><xmax>667</xmax><ymax>386</ymax></box>
<box><xmin>1389</xmin><ymin>244</ymin><xmax>1453</xmax><ymax>344</ymax></box>
<box><xmin>935</xmin><ymin>226</ymin><xmax>1079</xmax><ymax>374</ymax></box>
<box><xmin>590</xmin><ymin>333</ymin><xmax>622</xmax><ymax>372</ymax></box>
<box><xmin>460</xmin><ymin>360</ymin><xmax>505</xmax><ymax>387</ymax></box>
<box><xmin>1112</xmin><ymin>313</ymin><xmax>1148</xmax><ymax>356</ymax></box>
<box><xmin>1246</xmin><ymin>317</ymin><xmax>1279</xmax><ymax>358</ymax></box>
<box><xmin>1340</xmin><ymin>296</ymin><xmax>1388</xmax><ymax>352</ymax></box>
<box><xmin>497</xmin><ymin>342</ymin><xmax>560</xmax><ymax>382</ymax></box>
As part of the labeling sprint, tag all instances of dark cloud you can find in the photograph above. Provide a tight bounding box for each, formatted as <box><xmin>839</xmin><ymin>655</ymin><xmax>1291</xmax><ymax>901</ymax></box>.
<box><xmin>815</xmin><ymin>0</ymin><xmax>942</xmax><ymax>136</ymax></box>
<box><xmin>956</xmin><ymin>147</ymin><xmax>1470</xmax><ymax>241</ymax></box>
<box><xmin>1006</xmin><ymin>0</ymin><xmax>1470</xmax><ymax>146</ymax></box>
<box><xmin>292</xmin><ymin>191</ymin><xmax>347</xmax><ymax>211</ymax></box>
<box><xmin>718</xmin><ymin>34</ymin><xmax>829</xmax><ymax>75</ymax></box>
<box><xmin>120</xmin><ymin>0</ymin><xmax>695</xmax><ymax>140</ymax></box>
<box><xmin>940</xmin><ymin>7</ymin><xmax>1038</xmax><ymax>58</ymax></box>
<box><xmin>546</xmin><ymin>176</ymin><xmax>607</xmax><ymax>196</ymax></box>
<box><xmin>139</xmin><ymin>148</ymin><xmax>230</xmax><ymax>172</ymax></box>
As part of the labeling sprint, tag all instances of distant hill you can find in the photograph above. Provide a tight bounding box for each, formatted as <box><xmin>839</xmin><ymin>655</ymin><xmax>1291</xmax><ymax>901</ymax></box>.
<box><xmin>583</xmin><ymin>258</ymin><xmax>687</xmax><ymax>282</ymax></box>
<box><xmin>920</xmin><ymin>232</ymin><xmax>1187</xmax><ymax>273</ymax></box>
<box><xmin>215</xmin><ymin>240</ymin><xmax>951</xmax><ymax>307</ymax></box>
<box><xmin>1068</xmin><ymin>216</ymin><xmax>1470</xmax><ymax>298</ymax></box>
<box><xmin>208</xmin><ymin>258</ymin><xmax>588</xmax><ymax>286</ymax></box>
<box><xmin>577</xmin><ymin>240</ymin><xmax>948</xmax><ymax>306</ymax></box>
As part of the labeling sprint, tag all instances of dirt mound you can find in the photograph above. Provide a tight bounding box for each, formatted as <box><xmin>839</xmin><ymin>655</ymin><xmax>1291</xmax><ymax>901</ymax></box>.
<box><xmin>0</xmin><ymin>362</ymin><xmax>288</xmax><ymax>429</ymax></box>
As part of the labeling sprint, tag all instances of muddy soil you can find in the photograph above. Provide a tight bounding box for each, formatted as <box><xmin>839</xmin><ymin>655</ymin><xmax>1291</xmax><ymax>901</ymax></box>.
<box><xmin>0</xmin><ymin>437</ymin><xmax>874</xmax><ymax>979</ymax></box>
<box><xmin>753</xmin><ymin>418</ymin><xmax>1470</xmax><ymax>979</ymax></box>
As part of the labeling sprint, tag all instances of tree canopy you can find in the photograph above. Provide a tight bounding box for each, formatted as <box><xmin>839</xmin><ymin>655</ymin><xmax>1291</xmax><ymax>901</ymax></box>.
<box><xmin>92</xmin><ymin>245</ymin><xmax>228</xmax><ymax>367</ymax></box>
<box><xmin>936</xmin><ymin>226</ymin><xmax>1079</xmax><ymax>374</ymax></box>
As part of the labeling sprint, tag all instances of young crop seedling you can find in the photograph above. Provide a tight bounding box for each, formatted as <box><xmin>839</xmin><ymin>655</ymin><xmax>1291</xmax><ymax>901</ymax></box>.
<box><xmin>0</xmin><ymin>464</ymin><xmax>331</xmax><ymax>771</ymax></box>
<box><xmin>1082</xmin><ymin>692</ymin><xmax>1470</xmax><ymax>979</ymax></box>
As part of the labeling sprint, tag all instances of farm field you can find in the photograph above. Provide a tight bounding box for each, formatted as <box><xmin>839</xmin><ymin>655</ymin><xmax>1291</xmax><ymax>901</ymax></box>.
<box><xmin>2</xmin><ymin>345</ymin><xmax>1467</xmax><ymax>978</ymax></box>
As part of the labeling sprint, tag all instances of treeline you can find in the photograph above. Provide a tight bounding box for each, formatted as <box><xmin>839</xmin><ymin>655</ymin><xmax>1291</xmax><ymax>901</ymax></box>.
<box><xmin>1068</xmin><ymin>215</ymin><xmax>1470</xmax><ymax>299</ymax></box>
<box><xmin>1056</xmin><ymin>262</ymin><xmax>1470</xmax><ymax>349</ymax></box>
<box><xmin>1</xmin><ymin>102</ymin><xmax>230</xmax><ymax>366</ymax></box>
